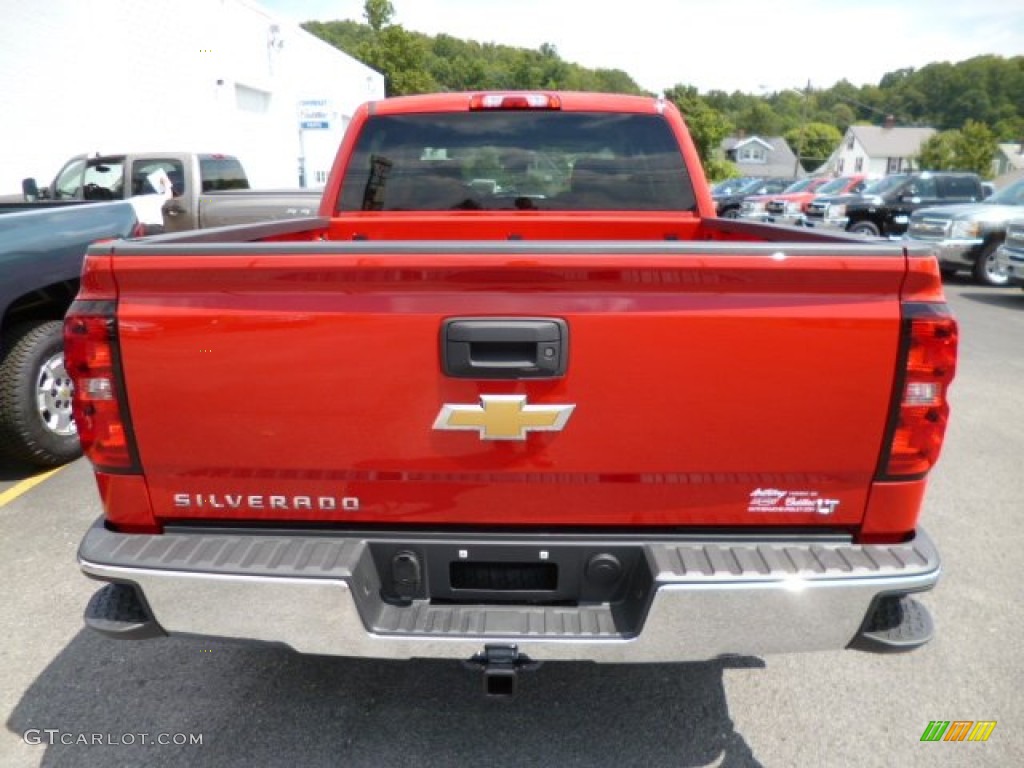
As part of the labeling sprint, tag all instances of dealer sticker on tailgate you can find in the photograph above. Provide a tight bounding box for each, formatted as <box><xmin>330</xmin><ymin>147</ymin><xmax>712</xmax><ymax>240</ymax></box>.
<box><xmin>748</xmin><ymin>488</ymin><xmax>840</xmax><ymax>516</ymax></box>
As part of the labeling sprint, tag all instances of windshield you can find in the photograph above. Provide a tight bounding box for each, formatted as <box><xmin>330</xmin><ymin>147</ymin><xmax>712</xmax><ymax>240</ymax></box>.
<box><xmin>713</xmin><ymin>179</ymin><xmax>748</xmax><ymax>195</ymax></box>
<box><xmin>340</xmin><ymin>111</ymin><xmax>696</xmax><ymax>212</ymax></box>
<box><xmin>731</xmin><ymin>177</ymin><xmax>769</xmax><ymax>196</ymax></box>
<box><xmin>816</xmin><ymin>177</ymin><xmax>853</xmax><ymax>195</ymax></box>
<box><xmin>986</xmin><ymin>179</ymin><xmax>1024</xmax><ymax>205</ymax></box>
<box><xmin>782</xmin><ymin>179</ymin><xmax>815</xmax><ymax>194</ymax></box>
<box><xmin>863</xmin><ymin>175</ymin><xmax>908</xmax><ymax>195</ymax></box>
<box><xmin>53</xmin><ymin>158</ymin><xmax>85</xmax><ymax>199</ymax></box>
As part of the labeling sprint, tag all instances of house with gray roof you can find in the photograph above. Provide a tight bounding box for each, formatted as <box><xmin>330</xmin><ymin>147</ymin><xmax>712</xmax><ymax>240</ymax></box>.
<box><xmin>830</xmin><ymin>121</ymin><xmax>936</xmax><ymax>177</ymax></box>
<box><xmin>720</xmin><ymin>135</ymin><xmax>803</xmax><ymax>179</ymax></box>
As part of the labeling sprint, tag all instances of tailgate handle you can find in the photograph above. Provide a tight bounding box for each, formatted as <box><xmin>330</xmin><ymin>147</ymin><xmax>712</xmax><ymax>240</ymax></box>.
<box><xmin>442</xmin><ymin>318</ymin><xmax>568</xmax><ymax>379</ymax></box>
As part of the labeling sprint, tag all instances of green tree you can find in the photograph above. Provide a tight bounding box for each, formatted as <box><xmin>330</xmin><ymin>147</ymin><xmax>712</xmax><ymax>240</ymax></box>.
<box><xmin>994</xmin><ymin>116</ymin><xmax>1024</xmax><ymax>143</ymax></box>
<box><xmin>302</xmin><ymin>11</ymin><xmax>1023</xmax><ymax>147</ymax></box>
<box><xmin>954</xmin><ymin>120</ymin><xmax>998</xmax><ymax>178</ymax></box>
<box><xmin>347</xmin><ymin>0</ymin><xmax>438</xmax><ymax>95</ymax></box>
<box><xmin>784</xmin><ymin>122</ymin><xmax>842</xmax><ymax>171</ymax></box>
<box><xmin>738</xmin><ymin>101</ymin><xmax>782</xmax><ymax>136</ymax></box>
<box><xmin>704</xmin><ymin>158</ymin><xmax>741</xmax><ymax>182</ymax></box>
<box><xmin>356</xmin><ymin>25</ymin><xmax>437</xmax><ymax>95</ymax></box>
<box><xmin>664</xmin><ymin>84</ymin><xmax>734</xmax><ymax>171</ymax></box>
<box><xmin>829</xmin><ymin>103</ymin><xmax>856</xmax><ymax>133</ymax></box>
<box><xmin>918</xmin><ymin>130</ymin><xmax>958</xmax><ymax>170</ymax></box>
<box><xmin>917</xmin><ymin>121</ymin><xmax>997</xmax><ymax>178</ymax></box>
<box><xmin>363</xmin><ymin>0</ymin><xmax>394</xmax><ymax>32</ymax></box>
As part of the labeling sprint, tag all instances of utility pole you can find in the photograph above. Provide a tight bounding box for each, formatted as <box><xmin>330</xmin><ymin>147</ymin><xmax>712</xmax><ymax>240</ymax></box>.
<box><xmin>794</xmin><ymin>79</ymin><xmax>810</xmax><ymax>178</ymax></box>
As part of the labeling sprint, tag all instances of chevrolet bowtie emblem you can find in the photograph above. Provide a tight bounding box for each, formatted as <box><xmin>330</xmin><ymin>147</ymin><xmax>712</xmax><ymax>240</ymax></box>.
<box><xmin>433</xmin><ymin>395</ymin><xmax>575</xmax><ymax>441</ymax></box>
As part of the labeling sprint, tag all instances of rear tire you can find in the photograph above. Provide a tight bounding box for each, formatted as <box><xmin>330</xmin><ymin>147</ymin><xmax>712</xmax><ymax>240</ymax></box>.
<box><xmin>721</xmin><ymin>208</ymin><xmax>740</xmax><ymax>219</ymax></box>
<box><xmin>971</xmin><ymin>242</ymin><xmax>1009</xmax><ymax>287</ymax></box>
<box><xmin>0</xmin><ymin>320</ymin><xmax>82</xmax><ymax>467</ymax></box>
<box><xmin>847</xmin><ymin>221</ymin><xmax>880</xmax><ymax>237</ymax></box>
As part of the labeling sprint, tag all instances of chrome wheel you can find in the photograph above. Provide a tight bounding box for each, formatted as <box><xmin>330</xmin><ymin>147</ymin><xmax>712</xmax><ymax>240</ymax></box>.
<box><xmin>975</xmin><ymin>246</ymin><xmax>1009</xmax><ymax>287</ymax></box>
<box><xmin>36</xmin><ymin>352</ymin><xmax>77</xmax><ymax>436</ymax></box>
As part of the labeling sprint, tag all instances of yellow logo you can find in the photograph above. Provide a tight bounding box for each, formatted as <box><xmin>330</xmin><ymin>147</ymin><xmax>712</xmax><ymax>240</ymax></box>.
<box><xmin>433</xmin><ymin>395</ymin><xmax>575</xmax><ymax>441</ymax></box>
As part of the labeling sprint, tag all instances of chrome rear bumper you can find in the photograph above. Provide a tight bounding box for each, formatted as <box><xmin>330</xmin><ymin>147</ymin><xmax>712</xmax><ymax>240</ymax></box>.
<box><xmin>79</xmin><ymin>520</ymin><xmax>940</xmax><ymax>662</ymax></box>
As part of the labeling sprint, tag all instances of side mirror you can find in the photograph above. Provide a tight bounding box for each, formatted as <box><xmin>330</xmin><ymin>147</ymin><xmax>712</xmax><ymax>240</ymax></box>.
<box><xmin>21</xmin><ymin>177</ymin><xmax>40</xmax><ymax>201</ymax></box>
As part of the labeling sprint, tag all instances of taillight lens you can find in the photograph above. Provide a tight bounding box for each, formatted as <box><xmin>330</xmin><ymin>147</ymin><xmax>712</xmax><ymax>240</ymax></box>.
<box><xmin>64</xmin><ymin>302</ymin><xmax>140</xmax><ymax>473</ymax></box>
<box><xmin>878</xmin><ymin>304</ymin><xmax>958</xmax><ymax>479</ymax></box>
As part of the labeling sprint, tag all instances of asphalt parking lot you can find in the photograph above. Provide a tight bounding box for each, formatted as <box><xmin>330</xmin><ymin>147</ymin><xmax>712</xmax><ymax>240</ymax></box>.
<box><xmin>1</xmin><ymin>277</ymin><xmax>1022</xmax><ymax>768</ymax></box>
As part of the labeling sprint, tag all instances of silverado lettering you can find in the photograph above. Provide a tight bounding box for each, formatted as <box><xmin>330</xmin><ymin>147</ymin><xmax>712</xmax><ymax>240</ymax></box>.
<box><xmin>172</xmin><ymin>494</ymin><xmax>360</xmax><ymax>511</ymax></box>
<box><xmin>67</xmin><ymin>91</ymin><xmax>957</xmax><ymax>693</ymax></box>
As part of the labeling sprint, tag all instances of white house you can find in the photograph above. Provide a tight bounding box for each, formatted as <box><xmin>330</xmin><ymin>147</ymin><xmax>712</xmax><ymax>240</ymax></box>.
<box><xmin>0</xmin><ymin>0</ymin><xmax>385</xmax><ymax>194</ymax></box>
<box><xmin>993</xmin><ymin>142</ymin><xmax>1024</xmax><ymax>179</ymax></box>
<box><xmin>830</xmin><ymin>122</ymin><xmax>936</xmax><ymax>177</ymax></box>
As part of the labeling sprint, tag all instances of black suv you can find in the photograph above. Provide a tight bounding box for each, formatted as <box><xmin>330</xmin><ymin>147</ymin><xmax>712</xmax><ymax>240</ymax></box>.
<box><xmin>843</xmin><ymin>172</ymin><xmax>985</xmax><ymax>237</ymax></box>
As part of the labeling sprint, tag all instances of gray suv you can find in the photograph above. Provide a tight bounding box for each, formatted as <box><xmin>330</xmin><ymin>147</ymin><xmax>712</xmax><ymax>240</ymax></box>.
<box><xmin>906</xmin><ymin>178</ymin><xmax>1024</xmax><ymax>286</ymax></box>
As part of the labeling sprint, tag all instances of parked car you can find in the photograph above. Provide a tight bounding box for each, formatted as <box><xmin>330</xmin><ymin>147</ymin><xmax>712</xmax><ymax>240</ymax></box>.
<box><xmin>842</xmin><ymin>172</ymin><xmax>986</xmax><ymax>237</ymax></box>
<box><xmin>994</xmin><ymin>218</ymin><xmax>1024</xmax><ymax>290</ymax></box>
<box><xmin>0</xmin><ymin>201</ymin><xmax>141</xmax><ymax>466</ymax></box>
<box><xmin>803</xmin><ymin>176</ymin><xmax>894</xmax><ymax>228</ymax></box>
<box><xmin>906</xmin><ymin>177</ymin><xmax>1024</xmax><ymax>286</ymax></box>
<box><xmin>741</xmin><ymin>180</ymin><xmax>835</xmax><ymax>225</ymax></box>
<box><xmin>19</xmin><ymin>152</ymin><xmax>319</xmax><ymax>233</ymax></box>
<box><xmin>713</xmin><ymin>177</ymin><xmax>792</xmax><ymax>218</ymax></box>
<box><xmin>777</xmin><ymin>175</ymin><xmax>871</xmax><ymax>222</ymax></box>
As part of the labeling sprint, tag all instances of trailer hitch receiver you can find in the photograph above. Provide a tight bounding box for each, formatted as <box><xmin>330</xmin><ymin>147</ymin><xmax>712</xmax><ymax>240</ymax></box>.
<box><xmin>465</xmin><ymin>644</ymin><xmax>539</xmax><ymax>697</ymax></box>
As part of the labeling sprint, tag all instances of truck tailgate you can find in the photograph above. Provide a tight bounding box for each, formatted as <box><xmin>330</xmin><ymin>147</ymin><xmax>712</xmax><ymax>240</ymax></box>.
<box><xmin>110</xmin><ymin>241</ymin><xmax>905</xmax><ymax>529</ymax></box>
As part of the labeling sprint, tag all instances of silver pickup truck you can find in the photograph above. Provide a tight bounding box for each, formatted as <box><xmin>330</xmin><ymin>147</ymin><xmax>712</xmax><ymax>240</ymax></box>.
<box><xmin>18</xmin><ymin>151</ymin><xmax>320</xmax><ymax>233</ymax></box>
<box><xmin>996</xmin><ymin>218</ymin><xmax>1024</xmax><ymax>290</ymax></box>
<box><xmin>905</xmin><ymin>177</ymin><xmax>1024</xmax><ymax>286</ymax></box>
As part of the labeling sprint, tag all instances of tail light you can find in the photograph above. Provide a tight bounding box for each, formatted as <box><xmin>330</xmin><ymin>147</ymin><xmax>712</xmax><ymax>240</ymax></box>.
<box><xmin>876</xmin><ymin>303</ymin><xmax>958</xmax><ymax>480</ymax></box>
<box><xmin>64</xmin><ymin>301</ymin><xmax>140</xmax><ymax>474</ymax></box>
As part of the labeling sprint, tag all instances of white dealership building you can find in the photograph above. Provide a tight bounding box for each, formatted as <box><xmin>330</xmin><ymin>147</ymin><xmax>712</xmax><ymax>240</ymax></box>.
<box><xmin>0</xmin><ymin>0</ymin><xmax>385</xmax><ymax>194</ymax></box>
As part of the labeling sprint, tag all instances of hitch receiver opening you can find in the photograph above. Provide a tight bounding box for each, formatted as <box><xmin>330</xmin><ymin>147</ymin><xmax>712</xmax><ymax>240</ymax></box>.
<box><xmin>465</xmin><ymin>644</ymin><xmax>539</xmax><ymax>697</ymax></box>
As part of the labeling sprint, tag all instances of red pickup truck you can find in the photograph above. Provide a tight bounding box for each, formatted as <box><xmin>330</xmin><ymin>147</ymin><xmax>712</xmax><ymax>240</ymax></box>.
<box><xmin>68</xmin><ymin>92</ymin><xmax>956</xmax><ymax>694</ymax></box>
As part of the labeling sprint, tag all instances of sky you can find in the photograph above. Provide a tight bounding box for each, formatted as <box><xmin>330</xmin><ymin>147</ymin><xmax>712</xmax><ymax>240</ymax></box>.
<box><xmin>258</xmin><ymin>0</ymin><xmax>1024</xmax><ymax>95</ymax></box>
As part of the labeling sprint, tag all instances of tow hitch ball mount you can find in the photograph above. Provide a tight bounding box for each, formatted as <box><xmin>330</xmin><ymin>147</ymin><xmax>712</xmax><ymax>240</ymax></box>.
<box><xmin>464</xmin><ymin>644</ymin><xmax>539</xmax><ymax>697</ymax></box>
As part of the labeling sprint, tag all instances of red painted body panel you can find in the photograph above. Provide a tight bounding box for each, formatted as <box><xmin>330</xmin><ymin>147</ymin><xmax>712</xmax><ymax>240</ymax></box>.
<box><xmin>75</xmin><ymin>92</ymin><xmax>953</xmax><ymax>540</ymax></box>
<box><xmin>110</xmin><ymin>244</ymin><xmax>906</xmax><ymax>529</ymax></box>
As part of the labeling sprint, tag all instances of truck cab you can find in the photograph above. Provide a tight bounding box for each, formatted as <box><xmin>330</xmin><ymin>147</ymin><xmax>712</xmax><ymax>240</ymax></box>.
<box><xmin>24</xmin><ymin>152</ymin><xmax>250</xmax><ymax>232</ymax></box>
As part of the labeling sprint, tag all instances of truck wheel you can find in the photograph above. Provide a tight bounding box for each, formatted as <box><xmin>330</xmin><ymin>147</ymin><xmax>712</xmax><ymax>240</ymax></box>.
<box><xmin>721</xmin><ymin>208</ymin><xmax>740</xmax><ymax>219</ymax></box>
<box><xmin>847</xmin><ymin>221</ymin><xmax>880</xmax><ymax>237</ymax></box>
<box><xmin>971</xmin><ymin>242</ymin><xmax>1009</xmax><ymax>287</ymax></box>
<box><xmin>0</xmin><ymin>320</ymin><xmax>82</xmax><ymax>467</ymax></box>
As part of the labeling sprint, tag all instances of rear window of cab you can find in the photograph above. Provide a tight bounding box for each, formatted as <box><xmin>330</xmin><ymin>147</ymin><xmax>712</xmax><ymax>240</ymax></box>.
<box><xmin>338</xmin><ymin>111</ymin><xmax>697</xmax><ymax>212</ymax></box>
